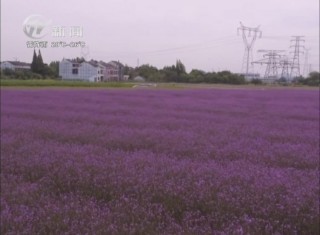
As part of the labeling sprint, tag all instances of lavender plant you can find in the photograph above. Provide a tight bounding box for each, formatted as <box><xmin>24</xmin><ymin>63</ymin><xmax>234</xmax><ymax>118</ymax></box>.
<box><xmin>1</xmin><ymin>88</ymin><xmax>319</xmax><ymax>234</ymax></box>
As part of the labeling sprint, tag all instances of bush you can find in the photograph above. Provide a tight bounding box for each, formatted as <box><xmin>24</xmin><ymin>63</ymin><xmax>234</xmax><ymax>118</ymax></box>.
<box><xmin>293</xmin><ymin>72</ymin><xmax>320</xmax><ymax>87</ymax></box>
<box><xmin>2</xmin><ymin>68</ymin><xmax>15</xmax><ymax>76</ymax></box>
<box><xmin>305</xmin><ymin>72</ymin><xmax>320</xmax><ymax>86</ymax></box>
<box><xmin>251</xmin><ymin>78</ymin><xmax>263</xmax><ymax>85</ymax></box>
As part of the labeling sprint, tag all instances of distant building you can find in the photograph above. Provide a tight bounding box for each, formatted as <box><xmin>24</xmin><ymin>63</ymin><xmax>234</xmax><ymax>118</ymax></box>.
<box><xmin>0</xmin><ymin>61</ymin><xmax>31</xmax><ymax>71</ymax></box>
<box><xmin>99</xmin><ymin>61</ymin><xmax>124</xmax><ymax>81</ymax></box>
<box><xmin>238</xmin><ymin>73</ymin><xmax>260</xmax><ymax>81</ymax></box>
<box><xmin>261</xmin><ymin>76</ymin><xmax>278</xmax><ymax>84</ymax></box>
<box><xmin>59</xmin><ymin>59</ymin><xmax>127</xmax><ymax>82</ymax></box>
<box><xmin>59</xmin><ymin>59</ymin><xmax>104</xmax><ymax>82</ymax></box>
<box><xmin>133</xmin><ymin>76</ymin><xmax>146</xmax><ymax>82</ymax></box>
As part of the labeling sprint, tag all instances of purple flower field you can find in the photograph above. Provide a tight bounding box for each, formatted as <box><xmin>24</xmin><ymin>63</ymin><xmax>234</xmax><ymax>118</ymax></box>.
<box><xmin>1</xmin><ymin>88</ymin><xmax>319</xmax><ymax>234</ymax></box>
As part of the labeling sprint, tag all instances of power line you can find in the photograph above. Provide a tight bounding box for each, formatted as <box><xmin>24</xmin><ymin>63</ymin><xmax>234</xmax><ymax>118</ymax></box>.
<box><xmin>91</xmin><ymin>36</ymin><xmax>240</xmax><ymax>58</ymax></box>
<box><xmin>141</xmin><ymin>35</ymin><xmax>237</xmax><ymax>54</ymax></box>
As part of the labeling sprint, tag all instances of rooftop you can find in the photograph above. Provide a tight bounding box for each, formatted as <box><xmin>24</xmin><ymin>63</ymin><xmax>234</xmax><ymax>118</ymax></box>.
<box><xmin>5</xmin><ymin>61</ymin><xmax>31</xmax><ymax>66</ymax></box>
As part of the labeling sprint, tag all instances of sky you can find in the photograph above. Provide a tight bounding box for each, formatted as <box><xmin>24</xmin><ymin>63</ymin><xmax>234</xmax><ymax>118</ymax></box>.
<box><xmin>1</xmin><ymin>0</ymin><xmax>319</xmax><ymax>75</ymax></box>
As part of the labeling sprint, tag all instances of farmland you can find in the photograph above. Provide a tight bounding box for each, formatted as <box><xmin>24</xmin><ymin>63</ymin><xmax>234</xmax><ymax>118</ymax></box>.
<box><xmin>1</xmin><ymin>88</ymin><xmax>319</xmax><ymax>234</ymax></box>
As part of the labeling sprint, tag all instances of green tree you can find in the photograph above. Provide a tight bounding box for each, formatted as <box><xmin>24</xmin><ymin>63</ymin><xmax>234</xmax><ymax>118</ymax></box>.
<box><xmin>74</xmin><ymin>57</ymin><xmax>85</xmax><ymax>63</ymax></box>
<box><xmin>135</xmin><ymin>64</ymin><xmax>162</xmax><ymax>82</ymax></box>
<box><xmin>2</xmin><ymin>68</ymin><xmax>15</xmax><ymax>76</ymax></box>
<box><xmin>30</xmin><ymin>49</ymin><xmax>46</xmax><ymax>75</ymax></box>
<box><xmin>176</xmin><ymin>59</ymin><xmax>186</xmax><ymax>76</ymax></box>
<box><xmin>189</xmin><ymin>69</ymin><xmax>205</xmax><ymax>83</ymax></box>
<box><xmin>37</xmin><ymin>50</ymin><xmax>45</xmax><ymax>74</ymax></box>
<box><xmin>31</xmin><ymin>49</ymin><xmax>38</xmax><ymax>73</ymax></box>
<box><xmin>161</xmin><ymin>65</ymin><xmax>178</xmax><ymax>82</ymax></box>
<box><xmin>123</xmin><ymin>64</ymin><xmax>132</xmax><ymax>76</ymax></box>
<box><xmin>160</xmin><ymin>61</ymin><xmax>186</xmax><ymax>82</ymax></box>
<box><xmin>304</xmin><ymin>71</ymin><xmax>320</xmax><ymax>86</ymax></box>
<box><xmin>48</xmin><ymin>61</ymin><xmax>59</xmax><ymax>77</ymax></box>
<box><xmin>251</xmin><ymin>78</ymin><xmax>263</xmax><ymax>85</ymax></box>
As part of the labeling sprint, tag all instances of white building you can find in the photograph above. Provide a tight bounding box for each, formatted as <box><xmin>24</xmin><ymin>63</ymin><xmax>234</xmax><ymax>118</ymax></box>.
<box><xmin>99</xmin><ymin>61</ymin><xmax>125</xmax><ymax>81</ymax></box>
<box><xmin>133</xmin><ymin>76</ymin><xmax>146</xmax><ymax>82</ymax></box>
<box><xmin>59</xmin><ymin>59</ymin><xmax>104</xmax><ymax>82</ymax></box>
<box><xmin>0</xmin><ymin>61</ymin><xmax>31</xmax><ymax>71</ymax></box>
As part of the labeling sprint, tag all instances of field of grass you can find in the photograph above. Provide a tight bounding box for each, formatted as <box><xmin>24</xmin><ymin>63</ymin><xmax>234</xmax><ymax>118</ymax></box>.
<box><xmin>0</xmin><ymin>79</ymin><xmax>134</xmax><ymax>88</ymax></box>
<box><xmin>1</xmin><ymin>88</ymin><xmax>319</xmax><ymax>234</ymax></box>
<box><xmin>0</xmin><ymin>79</ymin><xmax>224</xmax><ymax>90</ymax></box>
<box><xmin>1</xmin><ymin>78</ymin><xmax>317</xmax><ymax>90</ymax></box>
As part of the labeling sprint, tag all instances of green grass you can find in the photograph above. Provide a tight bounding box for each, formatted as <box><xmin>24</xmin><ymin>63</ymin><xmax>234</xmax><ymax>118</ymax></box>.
<box><xmin>0</xmin><ymin>79</ymin><xmax>317</xmax><ymax>90</ymax></box>
<box><xmin>0</xmin><ymin>79</ymin><xmax>134</xmax><ymax>88</ymax></box>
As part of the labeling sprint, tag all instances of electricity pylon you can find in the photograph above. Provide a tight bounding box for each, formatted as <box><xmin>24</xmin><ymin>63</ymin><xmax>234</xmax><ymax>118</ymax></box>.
<box><xmin>237</xmin><ymin>22</ymin><xmax>262</xmax><ymax>79</ymax></box>
<box><xmin>290</xmin><ymin>36</ymin><xmax>305</xmax><ymax>78</ymax></box>
<box><xmin>252</xmin><ymin>50</ymin><xmax>285</xmax><ymax>81</ymax></box>
<box><xmin>279</xmin><ymin>56</ymin><xmax>292</xmax><ymax>80</ymax></box>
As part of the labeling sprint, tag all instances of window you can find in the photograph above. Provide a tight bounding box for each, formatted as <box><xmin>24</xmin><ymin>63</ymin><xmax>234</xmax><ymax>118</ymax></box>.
<box><xmin>72</xmin><ymin>68</ymin><xmax>78</xmax><ymax>74</ymax></box>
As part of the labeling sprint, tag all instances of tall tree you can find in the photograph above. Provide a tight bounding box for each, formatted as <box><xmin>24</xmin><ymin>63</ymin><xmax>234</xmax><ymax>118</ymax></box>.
<box><xmin>176</xmin><ymin>59</ymin><xmax>186</xmax><ymax>76</ymax></box>
<box><xmin>31</xmin><ymin>49</ymin><xmax>38</xmax><ymax>73</ymax></box>
<box><xmin>37</xmin><ymin>50</ymin><xmax>44</xmax><ymax>74</ymax></box>
<box><xmin>49</xmin><ymin>61</ymin><xmax>59</xmax><ymax>77</ymax></box>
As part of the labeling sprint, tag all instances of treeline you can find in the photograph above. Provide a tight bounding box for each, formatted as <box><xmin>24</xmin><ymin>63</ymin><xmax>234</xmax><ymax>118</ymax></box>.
<box><xmin>1</xmin><ymin>49</ymin><xmax>59</xmax><ymax>80</ymax></box>
<box><xmin>293</xmin><ymin>72</ymin><xmax>320</xmax><ymax>87</ymax></box>
<box><xmin>128</xmin><ymin>60</ymin><xmax>247</xmax><ymax>84</ymax></box>
<box><xmin>31</xmin><ymin>50</ymin><xmax>59</xmax><ymax>77</ymax></box>
<box><xmin>1</xmin><ymin>56</ymin><xmax>319</xmax><ymax>86</ymax></box>
<box><xmin>128</xmin><ymin>60</ymin><xmax>319</xmax><ymax>86</ymax></box>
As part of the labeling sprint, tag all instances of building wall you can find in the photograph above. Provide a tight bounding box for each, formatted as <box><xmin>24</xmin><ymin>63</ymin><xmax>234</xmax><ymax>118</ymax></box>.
<box><xmin>103</xmin><ymin>65</ymin><xmax>118</xmax><ymax>81</ymax></box>
<box><xmin>59</xmin><ymin>60</ymin><xmax>78</xmax><ymax>80</ymax></box>
<box><xmin>15</xmin><ymin>66</ymin><xmax>31</xmax><ymax>71</ymax></box>
<box><xmin>59</xmin><ymin>59</ymin><xmax>103</xmax><ymax>82</ymax></box>
<box><xmin>78</xmin><ymin>63</ymin><xmax>102</xmax><ymax>82</ymax></box>
<box><xmin>102</xmin><ymin>62</ymin><xmax>124</xmax><ymax>81</ymax></box>
<box><xmin>0</xmin><ymin>62</ymin><xmax>30</xmax><ymax>71</ymax></box>
<box><xmin>0</xmin><ymin>62</ymin><xmax>15</xmax><ymax>70</ymax></box>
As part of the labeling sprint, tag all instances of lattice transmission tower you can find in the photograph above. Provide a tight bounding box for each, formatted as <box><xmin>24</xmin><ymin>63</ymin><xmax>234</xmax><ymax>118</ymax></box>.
<box><xmin>252</xmin><ymin>50</ymin><xmax>285</xmax><ymax>82</ymax></box>
<box><xmin>237</xmin><ymin>22</ymin><xmax>262</xmax><ymax>79</ymax></box>
<box><xmin>279</xmin><ymin>56</ymin><xmax>292</xmax><ymax>80</ymax></box>
<box><xmin>290</xmin><ymin>36</ymin><xmax>305</xmax><ymax>79</ymax></box>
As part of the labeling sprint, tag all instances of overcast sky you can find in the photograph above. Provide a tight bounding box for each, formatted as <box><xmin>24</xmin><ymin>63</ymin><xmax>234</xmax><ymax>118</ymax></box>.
<box><xmin>1</xmin><ymin>0</ymin><xmax>319</xmax><ymax>74</ymax></box>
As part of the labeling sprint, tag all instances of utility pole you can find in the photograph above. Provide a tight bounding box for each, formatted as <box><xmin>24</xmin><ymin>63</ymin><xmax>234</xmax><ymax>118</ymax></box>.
<box><xmin>290</xmin><ymin>36</ymin><xmax>305</xmax><ymax>79</ymax></box>
<box><xmin>252</xmin><ymin>50</ymin><xmax>285</xmax><ymax>82</ymax></box>
<box><xmin>237</xmin><ymin>22</ymin><xmax>262</xmax><ymax>79</ymax></box>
